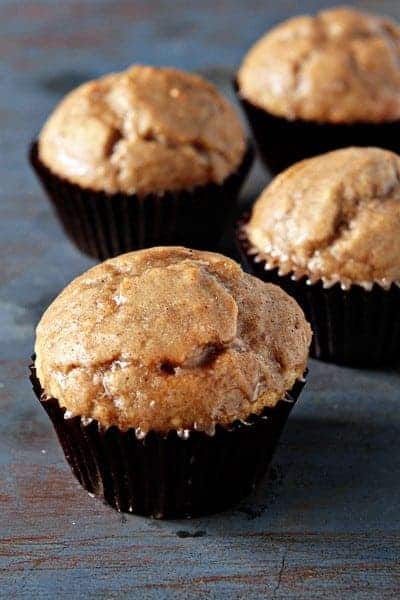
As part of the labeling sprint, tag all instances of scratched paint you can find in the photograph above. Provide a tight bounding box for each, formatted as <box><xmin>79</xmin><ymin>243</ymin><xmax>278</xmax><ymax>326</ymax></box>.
<box><xmin>1</xmin><ymin>1</ymin><xmax>400</xmax><ymax>598</ymax></box>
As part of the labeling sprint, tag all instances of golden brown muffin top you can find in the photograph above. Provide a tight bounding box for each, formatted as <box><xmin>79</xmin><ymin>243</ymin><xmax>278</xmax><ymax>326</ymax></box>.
<box><xmin>38</xmin><ymin>65</ymin><xmax>246</xmax><ymax>195</ymax></box>
<box><xmin>245</xmin><ymin>147</ymin><xmax>400</xmax><ymax>289</ymax></box>
<box><xmin>34</xmin><ymin>247</ymin><xmax>311</xmax><ymax>434</ymax></box>
<box><xmin>237</xmin><ymin>6</ymin><xmax>400</xmax><ymax>123</ymax></box>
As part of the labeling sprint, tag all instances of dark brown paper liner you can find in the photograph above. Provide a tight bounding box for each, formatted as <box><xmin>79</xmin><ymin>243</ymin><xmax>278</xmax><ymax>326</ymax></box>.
<box><xmin>233</xmin><ymin>80</ymin><xmax>400</xmax><ymax>175</ymax></box>
<box><xmin>237</xmin><ymin>221</ymin><xmax>400</xmax><ymax>366</ymax></box>
<box><xmin>29</xmin><ymin>141</ymin><xmax>254</xmax><ymax>260</ymax></box>
<box><xmin>29</xmin><ymin>362</ymin><xmax>305</xmax><ymax>518</ymax></box>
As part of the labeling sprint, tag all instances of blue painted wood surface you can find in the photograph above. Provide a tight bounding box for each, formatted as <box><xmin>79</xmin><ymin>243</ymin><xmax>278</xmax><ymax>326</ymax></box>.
<box><xmin>1</xmin><ymin>1</ymin><xmax>400</xmax><ymax>597</ymax></box>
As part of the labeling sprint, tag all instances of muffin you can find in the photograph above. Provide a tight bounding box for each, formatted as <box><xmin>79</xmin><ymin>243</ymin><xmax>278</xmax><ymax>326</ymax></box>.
<box><xmin>30</xmin><ymin>65</ymin><xmax>253</xmax><ymax>259</ymax></box>
<box><xmin>30</xmin><ymin>246</ymin><xmax>311</xmax><ymax>518</ymax></box>
<box><xmin>235</xmin><ymin>7</ymin><xmax>400</xmax><ymax>174</ymax></box>
<box><xmin>238</xmin><ymin>147</ymin><xmax>400</xmax><ymax>366</ymax></box>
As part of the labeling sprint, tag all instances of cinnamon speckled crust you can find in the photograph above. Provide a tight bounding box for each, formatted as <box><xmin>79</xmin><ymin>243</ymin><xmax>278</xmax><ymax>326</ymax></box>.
<box><xmin>245</xmin><ymin>147</ymin><xmax>400</xmax><ymax>288</ymax></box>
<box><xmin>237</xmin><ymin>7</ymin><xmax>400</xmax><ymax>123</ymax></box>
<box><xmin>34</xmin><ymin>247</ymin><xmax>311</xmax><ymax>433</ymax></box>
<box><xmin>38</xmin><ymin>65</ymin><xmax>246</xmax><ymax>195</ymax></box>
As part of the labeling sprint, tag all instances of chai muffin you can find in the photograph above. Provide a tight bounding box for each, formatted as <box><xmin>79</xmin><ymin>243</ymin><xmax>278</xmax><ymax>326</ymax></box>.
<box><xmin>235</xmin><ymin>6</ymin><xmax>400</xmax><ymax>174</ymax></box>
<box><xmin>30</xmin><ymin>65</ymin><xmax>253</xmax><ymax>259</ymax></box>
<box><xmin>30</xmin><ymin>246</ymin><xmax>311</xmax><ymax>517</ymax></box>
<box><xmin>238</xmin><ymin>147</ymin><xmax>400</xmax><ymax>366</ymax></box>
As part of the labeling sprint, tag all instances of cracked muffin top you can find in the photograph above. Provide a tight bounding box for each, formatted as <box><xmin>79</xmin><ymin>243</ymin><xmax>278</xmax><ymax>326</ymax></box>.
<box><xmin>34</xmin><ymin>247</ymin><xmax>311</xmax><ymax>433</ymax></box>
<box><xmin>38</xmin><ymin>65</ymin><xmax>246</xmax><ymax>195</ymax></box>
<box><xmin>237</xmin><ymin>6</ymin><xmax>400</xmax><ymax>123</ymax></box>
<box><xmin>244</xmin><ymin>147</ymin><xmax>400</xmax><ymax>289</ymax></box>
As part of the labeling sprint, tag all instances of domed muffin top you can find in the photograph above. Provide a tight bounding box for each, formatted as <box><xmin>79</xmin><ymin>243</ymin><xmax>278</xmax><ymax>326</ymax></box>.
<box><xmin>237</xmin><ymin>7</ymin><xmax>400</xmax><ymax>123</ymax></box>
<box><xmin>245</xmin><ymin>147</ymin><xmax>400</xmax><ymax>288</ymax></box>
<box><xmin>38</xmin><ymin>65</ymin><xmax>246</xmax><ymax>195</ymax></box>
<box><xmin>34</xmin><ymin>247</ymin><xmax>311</xmax><ymax>434</ymax></box>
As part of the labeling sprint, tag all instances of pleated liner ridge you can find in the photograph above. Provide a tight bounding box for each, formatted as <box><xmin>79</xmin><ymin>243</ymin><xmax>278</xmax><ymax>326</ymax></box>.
<box><xmin>233</xmin><ymin>80</ymin><xmax>400</xmax><ymax>176</ymax></box>
<box><xmin>30</xmin><ymin>362</ymin><xmax>305</xmax><ymax>518</ymax></box>
<box><xmin>237</xmin><ymin>222</ymin><xmax>400</xmax><ymax>367</ymax></box>
<box><xmin>29</xmin><ymin>141</ymin><xmax>254</xmax><ymax>260</ymax></box>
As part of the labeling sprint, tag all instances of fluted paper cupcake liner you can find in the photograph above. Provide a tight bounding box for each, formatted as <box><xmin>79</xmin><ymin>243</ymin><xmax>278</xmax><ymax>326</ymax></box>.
<box><xmin>237</xmin><ymin>222</ymin><xmax>400</xmax><ymax>366</ymax></box>
<box><xmin>29</xmin><ymin>141</ymin><xmax>254</xmax><ymax>260</ymax></box>
<box><xmin>30</xmin><ymin>362</ymin><xmax>305</xmax><ymax>518</ymax></box>
<box><xmin>234</xmin><ymin>80</ymin><xmax>400</xmax><ymax>175</ymax></box>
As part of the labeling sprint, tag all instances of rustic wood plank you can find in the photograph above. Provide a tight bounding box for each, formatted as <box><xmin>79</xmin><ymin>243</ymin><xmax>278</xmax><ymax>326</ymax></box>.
<box><xmin>1</xmin><ymin>1</ymin><xmax>400</xmax><ymax>597</ymax></box>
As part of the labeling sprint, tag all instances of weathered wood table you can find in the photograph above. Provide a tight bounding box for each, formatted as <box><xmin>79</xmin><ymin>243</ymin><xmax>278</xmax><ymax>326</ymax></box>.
<box><xmin>1</xmin><ymin>1</ymin><xmax>400</xmax><ymax>597</ymax></box>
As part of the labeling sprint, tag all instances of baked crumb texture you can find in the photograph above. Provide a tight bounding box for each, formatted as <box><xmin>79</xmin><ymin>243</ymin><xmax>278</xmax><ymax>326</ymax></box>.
<box><xmin>245</xmin><ymin>147</ymin><xmax>400</xmax><ymax>289</ymax></box>
<box><xmin>238</xmin><ymin>7</ymin><xmax>400</xmax><ymax>123</ymax></box>
<box><xmin>35</xmin><ymin>247</ymin><xmax>311</xmax><ymax>433</ymax></box>
<box><xmin>39</xmin><ymin>65</ymin><xmax>246</xmax><ymax>194</ymax></box>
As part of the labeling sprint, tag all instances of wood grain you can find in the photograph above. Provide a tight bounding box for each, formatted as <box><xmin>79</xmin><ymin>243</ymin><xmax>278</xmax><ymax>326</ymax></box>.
<box><xmin>1</xmin><ymin>1</ymin><xmax>400</xmax><ymax>597</ymax></box>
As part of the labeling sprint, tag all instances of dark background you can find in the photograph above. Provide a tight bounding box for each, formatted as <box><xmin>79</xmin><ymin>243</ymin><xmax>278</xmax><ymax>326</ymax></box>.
<box><xmin>1</xmin><ymin>2</ymin><xmax>400</xmax><ymax>598</ymax></box>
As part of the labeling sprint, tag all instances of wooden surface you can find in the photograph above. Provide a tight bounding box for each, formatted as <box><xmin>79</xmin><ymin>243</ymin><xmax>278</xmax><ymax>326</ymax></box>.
<box><xmin>1</xmin><ymin>1</ymin><xmax>400</xmax><ymax>597</ymax></box>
